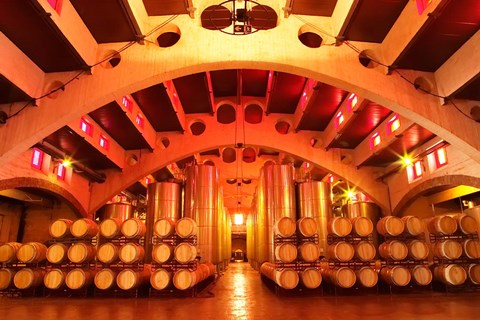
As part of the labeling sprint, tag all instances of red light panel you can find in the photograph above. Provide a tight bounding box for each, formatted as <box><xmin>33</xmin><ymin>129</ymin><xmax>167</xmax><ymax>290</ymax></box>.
<box><xmin>31</xmin><ymin>148</ymin><xmax>44</xmax><ymax>170</ymax></box>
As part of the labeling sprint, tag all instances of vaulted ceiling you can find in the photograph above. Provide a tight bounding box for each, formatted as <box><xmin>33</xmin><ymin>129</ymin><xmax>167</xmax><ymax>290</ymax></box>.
<box><xmin>1</xmin><ymin>0</ymin><xmax>480</xmax><ymax>214</ymax></box>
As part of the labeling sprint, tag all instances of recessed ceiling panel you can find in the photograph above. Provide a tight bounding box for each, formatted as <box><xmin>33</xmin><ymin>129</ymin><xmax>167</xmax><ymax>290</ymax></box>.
<box><xmin>131</xmin><ymin>83</ymin><xmax>183</xmax><ymax>132</ymax></box>
<box><xmin>43</xmin><ymin>126</ymin><xmax>120</xmax><ymax>170</ymax></box>
<box><xmin>0</xmin><ymin>75</ymin><xmax>31</xmax><ymax>104</ymax></box>
<box><xmin>88</xmin><ymin>102</ymin><xmax>151</xmax><ymax>150</ymax></box>
<box><xmin>296</xmin><ymin>83</ymin><xmax>348</xmax><ymax>131</ymax></box>
<box><xmin>363</xmin><ymin>124</ymin><xmax>436</xmax><ymax>166</ymax></box>
<box><xmin>242</xmin><ymin>69</ymin><xmax>269</xmax><ymax>97</ymax></box>
<box><xmin>266</xmin><ymin>72</ymin><xmax>305</xmax><ymax>114</ymax></box>
<box><xmin>211</xmin><ymin>70</ymin><xmax>237</xmax><ymax>97</ymax></box>
<box><xmin>174</xmin><ymin>73</ymin><xmax>213</xmax><ymax>114</ymax></box>
<box><xmin>343</xmin><ymin>0</ymin><xmax>408</xmax><ymax>43</ymax></box>
<box><xmin>330</xmin><ymin>102</ymin><xmax>391</xmax><ymax>149</ymax></box>
<box><xmin>291</xmin><ymin>0</ymin><xmax>338</xmax><ymax>17</ymax></box>
<box><xmin>0</xmin><ymin>1</ymin><xmax>87</xmax><ymax>72</ymax></box>
<box><xmin>395</xmin><ymin>0</ymin><xmax>480</xmax><ymax>71</ymax></box>
<box><xmin>70</xmin><ymin>0</ymin><xmax>138</xmax><ymax>43</ymax></box>
<box><xmin>142</xmin><ymin>0</ymin><xmax>187</xmax><ymax>15</ymax></box>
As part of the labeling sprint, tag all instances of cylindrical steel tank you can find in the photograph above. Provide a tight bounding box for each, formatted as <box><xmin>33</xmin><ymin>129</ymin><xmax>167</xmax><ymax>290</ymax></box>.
<box><xmin>96</xmin><ymin>203</ymin><xmax>134</xmax><ymax>221</ymax></box>
<box><xmin>297</xmin><ymin>181</ymin><xmax>332</xmax><ymax>257</ymax></box>
<box><xmin>184</xmin><ymin>164</ymin><xmax>219</xmax><ymax>264</ymax></box>
<box><xmin>145</xmin><ymin>182</ymin><xmax>183</xmax><ymax>263</ymax></box>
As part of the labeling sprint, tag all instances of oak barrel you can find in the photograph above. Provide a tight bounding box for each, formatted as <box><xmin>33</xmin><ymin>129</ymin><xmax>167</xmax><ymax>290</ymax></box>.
<box><xmin>260</xmin><ymin>262</ymin><xmax>299</xmax><ymax>289</ymax></box>
<box><xmin>44</xmin><ymin>268</ymin><xmax>66</xmax><ymax>290</ymax></box>
<box><xmin>275</xmin><ymin>242</ymin><xmax>298</xmax><ymax>263</ymax></box>
<box><xmin>0</xmin><ymin>268</ymin><xmax>15</xmax><ymax>290</ymax></box>
<box><xmin>327</xmin><ymin>217</ymin><xmax>352</xmax><ymax>237</ymax></box>
<box><xmin>173</xmin><ymin>263</ymin><xmax>215</xmax><ymax>290</ymax></box>
<box><xmin>298</xmin><ymin>242</ymin><xmax>319</xmax><ymax>262</ymax></box>
<box><xmin>99</xmin><ymin>218</ymin><xmax>122</xmax><ymax>239</ymax></box>
<box><xmin>351</xmin><ymin>216</ymin><xmax>374</xmax><ymax>236</ymax></box>
<box><xmin>324</xmin><ymin>267</ymin><xmax>356</xmax><ymax>288</ymax></box>
<box><xmin>356</xmin><ymin>267</ymin><xmax>378</xmax><ymax>288</ymax></box>
<box><xmin>401</xmin><ymin>216</ymin><xmax>425</xmax><ymax>236</ymax></box>
<box><xmin>300</xmin><ymin>267</ymin><xmax>322</xmax><ymax>289</ymax></box>
<box><xmin>410</xmin><ymin>265</ymin><xmax>432</xmax><ymax>286</ymax></box>
<box><xmin>121</xmin><ymin>218</ymin><xmax>146</xmax><ymax>239</ymax></box>
<box><xmin>455</xmin><ymin>215</ymin><xmax>478</xmax><ymax>235</ymax></box>
<box><xmin>427</xmin><ymin>216</ymin><xmax>457</xmax><ymax>235</ymax></box>
<box><xmin>65</xmin><ymin>268</ymin><xmax>95</xmax><ymax>290</ymax></box>
<box><xmin>297</xmin><ymin>217</ymin><xmax>318</xmax><ymax>238</ymax></box>
<box><xmin>354</xmin><ymin>241</ymin><xmax>376</xmax><ymax>261</ymax></box>
<box><xmin>46</xmin><ymin>243</ymin><xmax>69</xmax><ymax>264</ymax></box>
<box><xmin>153</xmin><ymin>218</ymin><xmax>176</xmax><ymax>238</ymax></box>
<box><xmin>380</xmin><ymin>266</ymin><xmax>411</xmax><ymax>286</ymax></box>
<box><xmin>328</xmin><ymin>241</ymin><xmax>354</xmax><ymax>262</ymax></box>
<box><xmin>94</xmin><ymin>268</ymin><xmax>117</xmax><ymax>290</ymax></box>
<box><xmin>434</xmin><ymin>264</ymin><xmax>467</xmax><ymax>286</ymax></box>
<box><xmin>49</xmin><ymin>219</ymin><xmax>73</xmax><ymax>239</ymax></box>
<box><xmin>376</xmin><ymin>216</ymin><xmax>404</xmax><ymax>236</ymax></box>
<box><xmin>96</xmin><ymin>243</ymin><xmax>119</xmax><ymax>264</ymax></box>
<box><xmin>433</xmin><ymin>240</ymin><xmax>462</xmax><ymax>260</ymax></box>
<box><xmin>119</xmin><ymin>243</ymin><xmax>145</xmax><ymax>264</ymax></box>
<box><xmin>13</xmin><ymin>268</ymin><xmax>45</xmax><ymax>289</ymax></box>
<box><xmin>16</xmin><ymin>242</ymin><xmax>47</xmax><ymax>263</ymax></box>
<box><xmin>150</xmin><ymin>268</ymin><xmax>172</xmax><ymax>291</ymax></box>
<box><xmin>466</xmin><ymin>264</ymin><xmax>480</xmax><ymax>285</ymax></box>
<box><xmin>70</xmin><ymin>218</ymin><xmax>99</xmax><ymax>238</ymax></box>
<box><xmin>68</xmin><ymin>243</ymin><xmax>96</xmax><ymax>264</ymax></box>
<box><xmin>175</xmin><ymin>217</ymin><xmax>197</xmax><ymax>238</ymax></box>
<box><xmin>174</xmin><ymin>242</ymin><xmax>197</xmax><ymax>263</ymax></box>
<box><xmin>463</xmin><ymin>239</ymin><xmax>480</xmax><ymax>259</ymax></box>
<box><xmin>116</xmin><ymin>267</ymin><xmax>150</xmax><ymax>290</ymax></box>
<box><xmin>407</xmin><ymin>240</ymin><xmax>429</xmax><ymax>260</ymax></box>
<box><xmin>379</xmin><ymin>241</ymin><xmax>408</xmax><ymax>261</ymax></box>
<box><xmin>0</xmin><ymin>242</ymin><xmax>22</xmax><ymax>263</ymax></box>
<box><xmin>274</xmin><ymin>217</ymin><xmax>296</xmax><ymax>237</ymax></box>
<box><xmin>152</xmin><ymin>243</ymin><xmax>174</xmax><ymax>264</ymax></box>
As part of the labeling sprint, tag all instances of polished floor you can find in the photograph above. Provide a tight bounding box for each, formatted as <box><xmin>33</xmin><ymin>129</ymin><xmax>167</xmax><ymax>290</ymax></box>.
<box><xmin>1</xmin><ymin>263</ymin><xmax>480</xmax><ymax>320</ymax></box>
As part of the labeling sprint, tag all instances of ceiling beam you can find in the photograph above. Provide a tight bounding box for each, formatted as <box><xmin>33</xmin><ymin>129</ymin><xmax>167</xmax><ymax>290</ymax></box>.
<box><xmin>35</xmin><ymin>0</ymin><xmax>98</xmax><ymax>67</ymax></box>
<box><xmin>322</xmin><ymin>95</ymin><xmax>367</xmax><ymax>150</ymax></box>
<box><xmin>292</xmin><ymin>78</ymin><xmax>318</xmax><ymax>132</ymax></box>
<box><xmin>435</xmin><ymin>29</ymin><xmax>480</xmax><ymax>98</ymax></box>
<box><xmin>115</xmin><ymin>95</ymin><xmax>156</xmax><ymax>150</ymax></box>
<box><xmin>67</xmin><ymin>115</ymin><xmax>126</xmax><ymax>169</ymax></box>
<box><xmin>380</xmin><ymin>0</ymin><xmax>446</xmax><ymax>68</ymax></box>
<box><xmin>353</xmin><ymin>114</ymin><xmax>415</xmax><ymax>167</ymax></box>
<box><xmin>163</xmin><ymin>80</ymin><xmax>187</xmax><ymax>132</ymax></box>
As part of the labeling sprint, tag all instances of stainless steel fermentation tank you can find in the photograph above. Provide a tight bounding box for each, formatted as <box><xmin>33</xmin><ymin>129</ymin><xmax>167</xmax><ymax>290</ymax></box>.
<box><xmin>145</xmin><ymin>182</ymin><xmax>183</xmax><ymax>263</ymax></box>
<box><xmin>184</xmin><ymin>164</ymin><xmax>220</xmax><ymax>264</ymax></box>
<box><xmin>297</xmin><ymin>181</ymin><xmax>332</xmax><ymax>257</ymax></box>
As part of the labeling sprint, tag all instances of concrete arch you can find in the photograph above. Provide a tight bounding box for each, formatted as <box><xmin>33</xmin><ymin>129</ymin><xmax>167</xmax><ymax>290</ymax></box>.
<box><xmin>89</xmin><ymin>113</ymin><xmax>390</xmax><ymax>214</ymax></box>
<box><xmin>392</xmin><ymin>175</ymin><xmax>480</xmax><ymax>216</ymax></box>
<box><xmin>0</xmin><ymin>177</ymin><xmax>87</xmax><ymax>217</ymax></box>
<box><xmin>2</xmin><ymin>21</ymin><xmax>480</xmax><ymax>168</ymax></box>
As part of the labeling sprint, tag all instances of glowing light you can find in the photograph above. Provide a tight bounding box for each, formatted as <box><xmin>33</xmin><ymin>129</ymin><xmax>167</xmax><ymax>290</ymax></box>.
<box><xmin>99</xmin><ymin>135</ymin><xmax>109</xmax><ymax>150</ymax></box>
<box><xmin>80</xmin><ymin>117</ymin><xmax>93</xmax><ymax>136</ymax></box>
<box><xmin>31</xmin><ymin>148</ymin><xmax>44</xmax><ymax>170</ymax></box>
<box><xmin>369</xmin><ymin>132</ymin><xmax>381</xmax><ymax>149</ymax></box>
<box><xmin>234</xmin><ymin>214</ymin><xmax>244</xmax><ymax>225</ymax></box>
<box><xmin>57</xmin><ymin>162</ymin><xmax>66</xmax><ymax>180</ymax></box>
<box><xmin>135</xmin><ymin>113</ymin><xmax>144</xmax><ymax>128</ymax></box>
<box><xmin>347</xmin><ymin>191</ymin><xmax>356</xmax><ymax>200</ymax></box>
<box><xmin>61</xmin><ymin>159</ymin><xmax>72</xmax><ymax>167</ymax></box>
<box><xmin>347</xmin><ymin>93</ymin><xmax>358</xmax><ymax>111</ymax></box>
<box><xmin>122</xmin><ymin>96</ymin><xmax>133</xmax><ymax>112</ymax></box>
<box><xmin>436</xmin><ymin>147</ymin><xmax>448</xmax><ymax>167</ymax></box>
<box><xmin>328</xmin><ymin>174</ymin><xmax>334</xmax><ymax>183</ymax></box>
<box><xmin>402</xmin><ymin>156</ymin><xmax>413</xmax><ymax>166</ymax></box>
<box><xmin>335</xmin><ymin>111</ymin><xmax>344</xmax><ymax>128</ymax></box>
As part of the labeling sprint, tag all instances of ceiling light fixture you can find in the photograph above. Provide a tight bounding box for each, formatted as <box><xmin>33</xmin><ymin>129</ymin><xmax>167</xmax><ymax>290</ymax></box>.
<box><xmin>201</xmin><ymin>0</ymin><xmax>278</xmax><ymax>35</ymax></box>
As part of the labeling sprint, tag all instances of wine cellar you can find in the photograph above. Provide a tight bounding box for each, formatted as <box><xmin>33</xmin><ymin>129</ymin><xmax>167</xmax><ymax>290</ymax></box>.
<box><xmin>2</xmin><ymin>0</ymin><xmax>480</xmax><ymax>319</ymax></box>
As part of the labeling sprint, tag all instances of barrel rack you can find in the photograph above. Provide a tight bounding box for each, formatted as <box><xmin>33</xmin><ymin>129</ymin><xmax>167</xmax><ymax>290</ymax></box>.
<box><xmin>429</xmin><ymin>231</ymin><xmax>480</xmax><ymax>293</ymax></box>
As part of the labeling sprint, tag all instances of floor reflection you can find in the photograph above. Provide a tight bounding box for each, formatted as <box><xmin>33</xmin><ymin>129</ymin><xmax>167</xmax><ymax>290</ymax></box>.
<box><xmin>230</xmin><ymin>270</ymin><xmax>248</xmax><ymax>320</ymax></box>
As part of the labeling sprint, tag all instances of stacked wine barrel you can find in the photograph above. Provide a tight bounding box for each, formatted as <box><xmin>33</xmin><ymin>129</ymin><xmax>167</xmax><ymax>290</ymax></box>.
<box><xmin>429</xmin><ymin>214</ymin><xmax>480</xmax><ymax>288</ymax></box>
<box><xmin>94</xmin><ymin>216</ymin><xmax>149</xmax><ymax>293</ymax></box>
<box><xmin>150</xmin><ymin>217</ymin><xmax>215</xmax><ymax>292</ymax></box>
<box><xmin>296</xmin><ymin>217</ymin><xmax>322</xmax><ymax>289</ymax></box>
<box><xmin>44</xmin><ymin>218</ymin><xmax>99</xmax><ymax>293</ymax></box>
<box><xmin>377</xmin><ymin>216</ymin><xmax>432</xmax><ymax>289</ymax></box>
<box><xmin>0</xmin><ymin>241</ymin><xmax>48</xmax><ymax>293</ymax></box>
<box><xmin>321</xmin><ymin>216</ymin><xmax>378</xmax><ymax>290</ymax></box>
